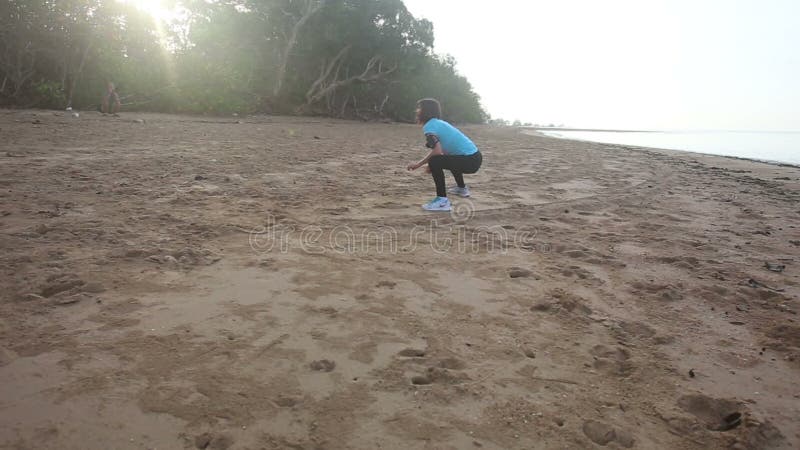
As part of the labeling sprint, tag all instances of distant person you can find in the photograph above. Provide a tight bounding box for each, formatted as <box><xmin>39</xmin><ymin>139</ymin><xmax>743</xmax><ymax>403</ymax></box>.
<box><xmin>101</xmin><ymin>82</ymin><xmax>121</xmax><ymax>115</ymax></box>
<box><xmin>406</xmin><ymin>98</ymin><xmax>483</xmax><ymax>211</ymax></box>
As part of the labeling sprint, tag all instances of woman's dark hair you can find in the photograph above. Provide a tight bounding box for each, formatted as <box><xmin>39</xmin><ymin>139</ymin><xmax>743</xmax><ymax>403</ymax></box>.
<box><xmin>416</xmin><ymin>98</ymin><xmax>442</xmax><ymax>123</ymax></box>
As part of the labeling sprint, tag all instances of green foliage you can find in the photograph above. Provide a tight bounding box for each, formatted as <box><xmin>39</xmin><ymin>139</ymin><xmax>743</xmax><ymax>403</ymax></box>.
<box><xmin>32</xmin><ymin>80</ymin><xmax>66</xmax><ymax>108</ymax></box>
<box><xmin>0</xmin><ymin>0</ymin><xmax>486</xmax><ymax>123</ymax></box>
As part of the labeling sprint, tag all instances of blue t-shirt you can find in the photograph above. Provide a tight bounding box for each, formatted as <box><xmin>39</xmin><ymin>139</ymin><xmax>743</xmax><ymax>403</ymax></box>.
<box><xmin>423</xmin><ymin>118</ymin><xmax>478</xmax><ymax>156</ymax></box>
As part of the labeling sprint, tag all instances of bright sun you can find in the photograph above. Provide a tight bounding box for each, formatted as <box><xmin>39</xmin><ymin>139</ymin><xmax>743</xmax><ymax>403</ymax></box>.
<box><xmin>121</xmin><ymin>0</ymin><xmax>175</xmax><ymax>22</ymax></box>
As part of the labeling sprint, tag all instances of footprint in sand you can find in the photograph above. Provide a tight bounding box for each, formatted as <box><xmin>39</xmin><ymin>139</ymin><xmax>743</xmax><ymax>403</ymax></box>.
<box><xmin>508</xmin><ymin>267</ymin><xmax>533</xmax><ymax>278</ymax></box>
<box><xmin>398</xmin><ymin>348</ymin><xmax>426</xmax><ymax>358</ymax></box>
<box><xmin>676</xmin><ymin>394</ymin><xmax>751</xmax><ymax>432</ymax></box>
<box><xmin>410</xmin><ymin>367</ymin><xmax>469</xmax><ymax>386</ymax></box>
<box><xmin>310</xmin><ymin>306</ymin><xmax>338</xmax><ymax>316</ymax></box>
<box><xmin>323</xmin><ymin>207</ymin><xmax>350</xmax><ymax>215</ymax></box>
<box><xmin>532</xmin><ymin>289</ymin><xmax>592</xmax><ymax>316</ymax></box>
<box><xmin>273</xmin><ymin>396</ymin><xmax>300</xmax><ymax>408</ymax></box>
<box><xmin>436</xmin><ymin>357</ymin><xmax>467</xmax><ymax>370</ymax></box>
<box><xmin>377</xmin><ymin>201</ymin><xmax>405</xmax><ymax>209</ymax></box>
<box><xmin>630</xmin><ymin>281</ymin><xmax>684</xmax><ymax>302</ymax></box>
<box><xmin>411</xmin><ymin>375</ymin><xmax>432</xmax><ymax>385</ymax></box>
<box><xmin>589</xmin><ymin>345</ymin><xmax>633</xmax><ymax>377</ymax></box>
<box><xmin>39</xmin><ymin>273</ymin><xmax>85</xmax><ymax>298</ymax></box>
<box><xmin>560</xmin><ymin>248</ymin><xmax>626</xmax><ymax>269</ymax></box>
<box><xmin>614</xmin><ymin>321</ymin><xmax>675</xmax><ymax>346</ymax></box>
<box><xmin>582</xmin><ymin>420</ymin><xmax>635</xmax><ymax>448</ymax></box>
<box><xmin>309</xmin><ymin>359</ymin><xmax>336</xmax><ymax>372</ymax></box>
<box><xmin>194</xmin><ymin>432</ymin><xmax>234</xmax><ymax>450</ymax></box>
<box><xmin>617</xmin><ymin>321</ymin><xmax>656</xmax><ymax>339</ymax></box>
<box><xmin>560</xmin><ymin>266</ymin><xmax>586</xmax><ymax>279</ymax></box>
<box><xmin>563</xmin><ymin>250</ymin><xmax>587</xmax><ymax>259</ymax></box>
<box><xmin>678</xmin><ymin>394</ymin><xmax>785</xmax><ymax>440</ymax></box>
<box><xmin>657</xmin><ymin>255</ymin><xmax>701</xmax><ymax>270</ymax></box>
<box><xmin>765</xmin><ymin>324</ymin><xmax>800</xmax><ymax>348</ymax></box>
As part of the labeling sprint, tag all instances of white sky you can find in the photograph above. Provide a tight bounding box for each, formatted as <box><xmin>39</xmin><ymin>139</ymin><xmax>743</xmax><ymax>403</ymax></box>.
<box><xmin>402</xmin><ymin>0</ymin><xmax>800</xmax><ymax>130</ymax></box>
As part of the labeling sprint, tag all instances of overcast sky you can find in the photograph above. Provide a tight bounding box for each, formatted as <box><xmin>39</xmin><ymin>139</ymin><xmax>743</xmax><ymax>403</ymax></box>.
<box><xmin>402</xmin><ymin>0</ymin><xmax>799</xmax><ymax>131</ymax></box>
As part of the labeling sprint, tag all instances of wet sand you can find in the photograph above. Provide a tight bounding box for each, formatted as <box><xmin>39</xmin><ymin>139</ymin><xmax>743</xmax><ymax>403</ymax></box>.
<box><xmin>1</xmin><ymin>109</ymin><xmax>799</xmax><ymax>449</ymax></box>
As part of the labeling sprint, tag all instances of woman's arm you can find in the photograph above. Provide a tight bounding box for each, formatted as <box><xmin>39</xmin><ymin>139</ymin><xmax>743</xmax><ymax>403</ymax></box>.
<box><xmin>407</xmin><ymin>142</ymin><xmax>443</xmax><ymax>171</ymax></box>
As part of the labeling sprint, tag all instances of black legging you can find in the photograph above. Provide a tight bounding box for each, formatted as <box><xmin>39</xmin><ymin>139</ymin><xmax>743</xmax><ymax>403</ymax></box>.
<box><xmin>428</xmin><ymin>151</ymin><xmax>482</xmax><ymax>197</ymax></box>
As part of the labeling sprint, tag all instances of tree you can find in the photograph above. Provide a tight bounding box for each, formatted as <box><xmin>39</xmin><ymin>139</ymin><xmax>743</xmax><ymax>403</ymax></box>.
<box><xmin>271</xmin><ymin>0</ymin><xmax>326</xmax><ymax>99</ymax></box>
<box><xmin>0</xmin><ymin>0</ymin><xmax>487</xmax><ymax>123</ymax></box>
<box><xmin>0</xmin><ymin>0</ymin><xmax>167</xmax><ymax>109</ymax></box>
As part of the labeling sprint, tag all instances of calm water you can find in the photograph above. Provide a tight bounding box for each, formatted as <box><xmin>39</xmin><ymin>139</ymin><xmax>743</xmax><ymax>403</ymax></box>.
<box><xmin>537</xmin><ymin>130</ymin><xmax>800</xmax><ymax>165</ymax></box>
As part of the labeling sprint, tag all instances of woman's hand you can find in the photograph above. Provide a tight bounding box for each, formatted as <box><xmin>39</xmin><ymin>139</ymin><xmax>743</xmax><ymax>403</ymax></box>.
<box><xmin>406</xmin><ymin>162</ymin><xmax>419</xmax><ymax>171</ymax></box>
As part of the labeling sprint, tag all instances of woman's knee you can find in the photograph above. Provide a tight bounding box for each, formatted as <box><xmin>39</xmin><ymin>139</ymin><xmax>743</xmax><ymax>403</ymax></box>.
<box><xmin>428</xmin><ymin>155</ymin><xmax>445</xmax><ymax>170</ymax></box>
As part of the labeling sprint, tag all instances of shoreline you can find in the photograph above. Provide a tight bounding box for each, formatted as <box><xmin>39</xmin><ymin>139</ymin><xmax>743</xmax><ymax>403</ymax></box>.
<box><xmin>525</xmin><ymin>127</ymin><xmax>655</xmax><ymax>133</ymax></box>
<box><xmin>523</xmin><ymin>129</ymin><xmax>800</xmax><ymax>169</ymax></box>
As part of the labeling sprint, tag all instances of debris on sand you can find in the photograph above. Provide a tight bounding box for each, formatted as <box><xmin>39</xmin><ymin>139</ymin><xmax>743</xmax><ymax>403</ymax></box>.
<box><xmin>52</xmin><ymin>292</ymin><xmax>92</xmax><ymax>306</ymax></box>
<box><xmin>764</xmin><ymin>262</ymin><xmax>786</xmax><ymax>273</ymax></box>
<box><xmin>746</xmin><ymin>278</ymin><xmax>785</xmax><ymax>292</ymax></box>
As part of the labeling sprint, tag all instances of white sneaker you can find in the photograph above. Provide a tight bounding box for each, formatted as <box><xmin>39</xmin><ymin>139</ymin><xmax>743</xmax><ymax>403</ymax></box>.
<box><xmin>447</xmin><ymin>186</ymin><xmax>471</xmax><ymax>197</ymax></box>
<box><xmin>422</xmin><ymin>196</ymin><xmax>452</xmax><ymax>211</ymax></box>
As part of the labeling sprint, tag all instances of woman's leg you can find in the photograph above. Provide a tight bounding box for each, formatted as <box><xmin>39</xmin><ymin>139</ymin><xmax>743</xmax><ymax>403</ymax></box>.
<box><xmin>429</xmin><ymin>153</ymin><xmax>482</xmax><ymax>197</ymax></box>
<box><xmin>428</xmin><ymin>157</ymin><xmax>448</xmax><ymax>197</ymax></box>
<box><xmin>451</xmin><ymin>171</ymin><xmax>465</xmax><ymax>188</ymax></box>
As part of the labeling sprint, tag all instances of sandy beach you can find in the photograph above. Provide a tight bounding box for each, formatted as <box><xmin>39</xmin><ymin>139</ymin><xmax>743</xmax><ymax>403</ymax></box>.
<box><xmin>1</xmin><ymin>109</ymin><xmax>799</xmax><ymax>449</ymax></box>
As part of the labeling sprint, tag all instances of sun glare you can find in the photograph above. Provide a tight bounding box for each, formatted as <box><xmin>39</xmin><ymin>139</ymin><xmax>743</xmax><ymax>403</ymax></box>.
<box><xmin>116</xmin><ymin>0</ymin><xmax>179</xmax><ymax>85</ymax></box>
<box><xmin>120</xmin><ymin>0</ymin><xmax>175</xmax><ymax>22</ymax></box>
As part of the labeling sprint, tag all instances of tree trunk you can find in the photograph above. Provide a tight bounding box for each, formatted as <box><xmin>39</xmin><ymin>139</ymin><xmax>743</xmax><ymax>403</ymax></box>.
<box><xmin>339</xmin><ymin>94</ymin><xmax>349</xmax><ymax>117</ymax></box>
<box><xmin>7</xmin><ymin>41</ymin><xmax>37</xmax><ymax>98</ymax></box>
<box><xmin>65</xmin><ymin>40</ymin><xmax>92</xmax><ymax>108</ymax></box>
<box><xmin>377</xmin><ymin>93</ymin><xmax>389</xmax><ymax>115</ymax></box>
<box><xmin>272</xmin><ymin>0</ymin><xmax>324</xmax><ymax>99</ymax></box>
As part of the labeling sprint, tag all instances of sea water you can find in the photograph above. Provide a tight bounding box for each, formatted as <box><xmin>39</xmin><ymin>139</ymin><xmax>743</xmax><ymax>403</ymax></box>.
<box><xmin>536</xmin><ymin>130</ymin><xmax>800</xmax><ymax>166</ymax></box>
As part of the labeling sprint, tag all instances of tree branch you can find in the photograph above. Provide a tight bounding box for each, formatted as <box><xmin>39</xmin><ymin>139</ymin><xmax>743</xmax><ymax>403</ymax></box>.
<box><xmin>304</xmin><ymin>54</ymin><xmax>397</xmax><ymax>108</ymax></box>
